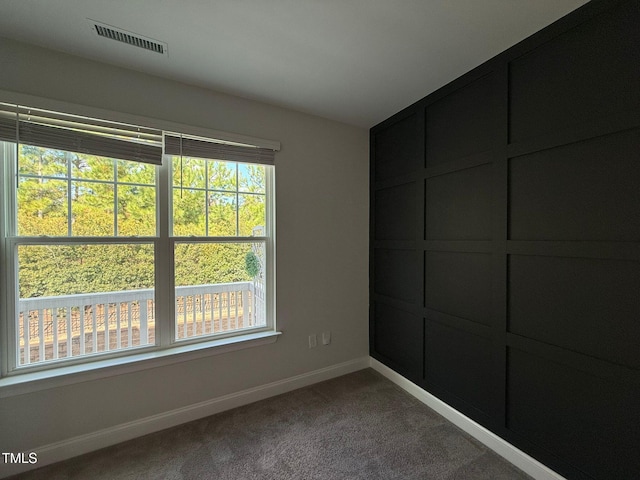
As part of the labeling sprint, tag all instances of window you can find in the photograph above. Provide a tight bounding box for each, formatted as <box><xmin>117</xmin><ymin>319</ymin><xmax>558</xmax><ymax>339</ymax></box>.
<box><xmin>171</xmin><ymin>152</ymin><xmax>269</xmax><ymax>341</ymax></box>
<box><xmin>0</xmin><ymin>103</ymin><xmax>276</xmax><ymax>374</ymax></box>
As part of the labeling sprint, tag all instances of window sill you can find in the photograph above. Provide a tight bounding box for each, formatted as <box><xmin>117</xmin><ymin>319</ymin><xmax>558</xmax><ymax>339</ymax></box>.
<box><xmin>0</xmin><ymin>330</ymin><xmax>281</xmax><ymax>398</ymax></box>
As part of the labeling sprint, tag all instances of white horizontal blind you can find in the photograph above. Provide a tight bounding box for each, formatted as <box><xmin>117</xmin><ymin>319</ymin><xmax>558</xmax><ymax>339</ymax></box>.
<box><xmin>165</xmin><ymin>134</ymin><xmax>275</xmax><ymax>165</ymax></box>
<box><xmin>0</xmin><ymin>103</ymin><xmax>163</xmax><ymax>165</ymax></box>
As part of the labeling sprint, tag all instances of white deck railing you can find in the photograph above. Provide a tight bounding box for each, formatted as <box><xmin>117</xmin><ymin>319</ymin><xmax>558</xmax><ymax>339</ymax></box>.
<box><xmin>18</xmin><ymin>281</ymin><xmax>265</xmax><ymax>366</ymax></box>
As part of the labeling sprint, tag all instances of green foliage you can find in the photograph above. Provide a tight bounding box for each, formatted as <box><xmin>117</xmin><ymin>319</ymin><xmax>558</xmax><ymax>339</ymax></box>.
<box><xmin>18</xmin><ymin>244</ymin><xmax>155</xmax><ymax>297</ymax></box>
<box><xmin>174</xmin><ymin>243</ymin><xmax>255</xmax><ymax>286</ymax></box>
<box><xmin>245</xmin><ymin>250</ymin><xmax>260</xmax><ymax>278</ymax></box>
<box><xmin>16</xmin><ymin>147</ymin><xmax>268</xmax><ymax>298</ymax></box>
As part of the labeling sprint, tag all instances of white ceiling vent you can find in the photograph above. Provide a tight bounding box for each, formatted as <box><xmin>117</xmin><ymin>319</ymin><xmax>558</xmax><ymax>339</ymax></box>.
<box><xmin>89</xmin><ymin>20</ymin><xmax>167</xmax><ymax>55</ymax></box>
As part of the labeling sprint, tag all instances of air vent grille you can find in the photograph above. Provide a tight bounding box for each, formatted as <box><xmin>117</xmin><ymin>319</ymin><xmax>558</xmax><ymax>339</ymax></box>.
<box><xmin>91</xmin><ymin>21</ymin><xmax>167</xmax><ymax>55</ymax></box>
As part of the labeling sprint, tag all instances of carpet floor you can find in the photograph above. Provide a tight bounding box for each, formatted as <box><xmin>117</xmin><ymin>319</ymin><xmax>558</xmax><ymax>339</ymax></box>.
<box><xmin>9</xmin><ymin>369</ymin><xmax>533</xmax><ymax>479</ymax></box>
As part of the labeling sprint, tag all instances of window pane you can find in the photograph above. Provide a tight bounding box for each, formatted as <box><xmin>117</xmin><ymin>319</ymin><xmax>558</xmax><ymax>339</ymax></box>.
<box><xmin>117</xmin><ymin>185</ymin><xmax>156</xmax><ymax>236</ymax></box>
<box><xmin>239</xmin><ymin>194</ymin><xmax>266</xmax><ymax>236</ymax></box>
<box><xmin>208</xmin><ymin>160</ymin><xmax>236</xmax><ymax>191</ymax></box>
<box><xmin>117</xmin><ymin>160</ymin><xmax>156</xmax><ymax>185</ymax></box>
<box><xmin>238</xmin><ymin>163</ymin><xmax>265</xmax><ymax>193</ymax></box>
<box><xmin>170</xmin><ymin>161</ymin><xmax>269</xmax><ymax>238</ymax></box>
<box><xmin>19</xmin><ymin>145</ymin><xmax>67</xmax><ymax>177</ymax></box>
<box><xmin>71</xmin><ymin>181</ymin><xmax>115</xmax><ymax>236</ymax></box>
<box><xmin>173</xmin><ymin>188</ymin><xmax>206</xmax><ymax>236</ymax></box>
<box><xmin>172</xmin><ymin>156</ymin><xmax>205</xmax><ymax>189</ymax></box>
<box><xmin>17</xmin><ymin>148</ymin><xmax>157</xmax><ymax>238</ymax></box>
<box><xmin>71</xmin><ymin>155</ymin><xmax>114</xmax><ymax>181</ymax></box>
<box><xmin>208</xmin><ymin>192</ymin><xmax>236</xmax><ymax>236</ymax></box>
<box><xmin>17</xmin><ymin>244</ymin><xmax>155</xmax><ymax>366</ymax></box>
<box><xmin>174</xmin><ymin>242</ymin><xmax>266</xmax><ymax>340</ymax></box>
<box><xmin>17</xmin><ymin>177</ymin><xmax>68</xmax><ymax>236</ymax></box>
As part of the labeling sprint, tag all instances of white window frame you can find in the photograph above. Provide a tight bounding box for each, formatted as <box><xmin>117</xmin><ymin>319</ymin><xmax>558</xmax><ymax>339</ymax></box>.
<box><xmin>0</xmin><ymin>97</ymin><xmax>279</xmax><ymax>392</ymax></box>
<box><xmin>165</xmin><ymin>154</ymin><xmax>277</xmax><ymax>349</ymax></box>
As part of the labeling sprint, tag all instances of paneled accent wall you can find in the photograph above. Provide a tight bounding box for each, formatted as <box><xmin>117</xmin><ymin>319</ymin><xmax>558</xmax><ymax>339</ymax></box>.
<box><xmin>369</xmin><ymin>1</ymin><xmax>640</xmax><ymax>479</ymax></box>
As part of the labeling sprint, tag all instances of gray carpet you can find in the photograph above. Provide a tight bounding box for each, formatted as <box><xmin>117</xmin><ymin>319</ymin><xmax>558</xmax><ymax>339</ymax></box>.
<box><xmin>10</xmin><ymin>369</ymin><xmax>533</xmax><ymax>479</ymax></box>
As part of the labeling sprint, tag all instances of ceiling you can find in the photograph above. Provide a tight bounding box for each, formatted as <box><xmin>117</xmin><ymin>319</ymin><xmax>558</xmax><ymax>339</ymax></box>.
<box><xmin>0</xmin><ymin>0</ymin><xmax>589</xmax><ymax>128</ymax></box>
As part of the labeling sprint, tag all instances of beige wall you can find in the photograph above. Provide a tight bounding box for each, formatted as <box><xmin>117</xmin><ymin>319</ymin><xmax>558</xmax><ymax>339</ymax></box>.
<box><xmin>0</xmin><ymin>37</ymin><xmax>369</xmax><ymax>451</ymax></box>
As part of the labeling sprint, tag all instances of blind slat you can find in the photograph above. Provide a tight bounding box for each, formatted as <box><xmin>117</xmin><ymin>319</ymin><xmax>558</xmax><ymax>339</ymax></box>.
<box><xmin>0</xmin><ymin>104</ymin><xmax>17</xmax><ymax>143</ymax></box>
<box><xmin>0</xmin><ymin>104</ymin><xmax>163</xmax><ymax>165</ymax></box>
<box><xmin>19</xmin><ymin>122</ymin><xmax>162</xmax><ymax>165</ymax></box>
<box><xmin>19</xmin><ymin>115</ymin><xmax>160</xmax><ymax>142</ymax></box>
<box><xmin>165</xmin><ymin>135</ymin><xmax>275</xmax><ymax>165</ymax></box>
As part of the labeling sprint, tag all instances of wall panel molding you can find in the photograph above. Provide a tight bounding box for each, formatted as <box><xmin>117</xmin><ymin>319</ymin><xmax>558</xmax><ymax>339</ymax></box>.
<box><xmin>370</xmin><ymin>1</ymin><xmax>640</xmax><ymax>479</ymax></box>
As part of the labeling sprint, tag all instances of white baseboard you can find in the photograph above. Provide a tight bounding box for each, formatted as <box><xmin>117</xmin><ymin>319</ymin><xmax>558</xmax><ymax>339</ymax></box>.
<box><xmin>369</xmin><ymin>357</ymin><xmax>567</xmax><ymax>480</ymax></box>
<box><xmin>1</xmin><ymin>356</ymin><xmax>370</xmax><ymax>478</ymax></box>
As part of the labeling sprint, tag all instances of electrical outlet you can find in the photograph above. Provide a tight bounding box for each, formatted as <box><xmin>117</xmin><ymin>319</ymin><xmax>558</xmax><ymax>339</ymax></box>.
<box><xmin>308</xmin><ymin>334</ymin><xmax>317</xmax><ymax>348</ymax></box>
<box><xmin>322</xmin><ymin>331</ymin><xmax>331</xmax><ymax>345</ymax></box>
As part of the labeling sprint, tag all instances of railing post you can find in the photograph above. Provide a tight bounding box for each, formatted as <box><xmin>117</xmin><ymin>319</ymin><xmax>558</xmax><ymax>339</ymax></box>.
<box><xmin>191</xmin><ymin>295</ymin><xmax>197</xmax><ymax>336</ymax></box>
<box><xmin>127</xmin><ymin>302</ymin><xmax>132</xmax><ymax>348</ymax></box>
<box><xmin>23</xmin><ymin>311</ymin><xmax>30</xmax><ymax>365</ymax></box>
<box><xmin>116</xmin><ymin>302</ymin><xmax>122</xmax><ymax>350</ymax></box>
<box><xmin>203</xmin><ymin>294</ymin><xmax>208</xmax><ymax>335</ymax></box>
<box><xmin>50</xmin><ymin>308</ymin><xmax>58</xmax><ymax>360</ymax></box>
<box><xmin>66</xmin><ymin>306</ymin><xmax>73</xmax><ymax>358</ymax></box>
<box><xmin>92</xmin><ymin>305</ymin><xmax>97</xmax><ymax>354</ymax></box>
<box><xmin>38</xmin><ymin>310</ymin><xmax>45</xmax><ymax>362</ymax></box>
<box><xmin>104</xmin><ymin>303</ymin><xmax>110</xmax><ymax>352</ymax></box>
<box><xmin>140</xmin><ymin>300</ymin><xmax>148</xmax><ymax>345</ymax></box>
<box><xmin>79</xmin><ymin>306</ymin><xmax>85</xmax><ymax>356</ymax></box>
<box><xmin>242</xmin><ymin>289</ymin><xmax>249</xmax><ymax>326</ymax></box>
<box><xmin>253</xmin><ymin>282</ymin><xmax>261</xmax><ymax>326</ymax></box>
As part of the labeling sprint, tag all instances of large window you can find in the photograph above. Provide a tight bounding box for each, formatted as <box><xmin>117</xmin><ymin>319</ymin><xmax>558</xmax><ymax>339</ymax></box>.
<box><xmin>0</xmin><ymin>104</ymin><xmax>275</xmax><ymax>373</ymax></box>
<box><xmin>171</xmin><ymin>153</ymin><xmax>269</xmax><ymax>341</ymax></box>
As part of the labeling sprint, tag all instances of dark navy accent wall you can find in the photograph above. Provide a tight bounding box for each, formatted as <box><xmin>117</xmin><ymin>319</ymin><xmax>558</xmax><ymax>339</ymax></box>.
<box><xmin>369</xmin><ymin>1</ymin><xmax>640</xmax><ymax>479</ymax></box>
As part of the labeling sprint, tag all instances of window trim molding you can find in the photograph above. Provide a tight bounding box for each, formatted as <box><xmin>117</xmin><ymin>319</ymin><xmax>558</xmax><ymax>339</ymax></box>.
<box><xmin>0</xmin><ymin>142</ymin><xmax>10</xmax><ymax>377</ymax></box>
<box><xmin>0</xmin><ymin>93</ymin><xmax>280</xmax><ymax>380</ymax></box>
